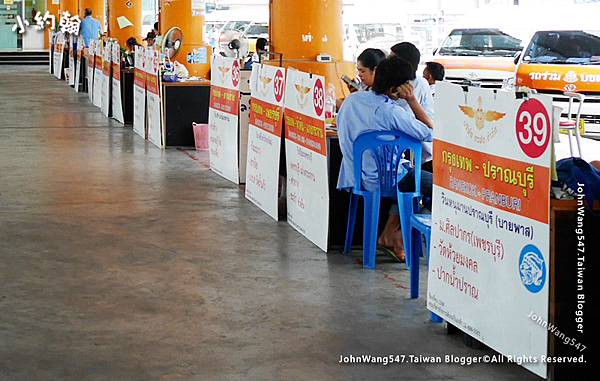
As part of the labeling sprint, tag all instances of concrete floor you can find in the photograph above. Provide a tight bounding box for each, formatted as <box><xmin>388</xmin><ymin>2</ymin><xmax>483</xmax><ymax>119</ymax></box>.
<box><xmin>0</xmin><ymin>66</ymin><xmax>541</xmax><ymax>380</ymax></box>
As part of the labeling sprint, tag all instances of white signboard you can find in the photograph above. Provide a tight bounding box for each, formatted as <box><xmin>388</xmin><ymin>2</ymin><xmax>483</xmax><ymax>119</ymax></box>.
<box><xmin>428</xmin><ymin>82</ymin><xmax>552</xmax><ymax>378</ymax></box>
<box><xmin>87</xmin><ymin>40</ymin><xmax>96</xmax><ymax>102</ymax></box>
<box><xmin>92</xmin><ymin>41</ymin><xmax>103</xmax><ymax>108</ymax></box>
<box><xmin>146</xmin><ymin>48</ymin><xmax>163</xmax><ymax>148</ymax></box>
<box><xmin>238</xmin><ymin>71</ymin><xmax>251</xmax><ymax>183</ymax></box>
<box><xmin>133</xmin><ymin>46</ymin><xmax>147</xmax><ymax>139</ymax></box>
<box><xmin>100</xmin><ymin>42</ymin><xmax>112</xmax><ymax>117</ymax></box>
<box><xmin>53</xmin><ymin>33</ymin><xmax>64</xmax><ymax>79</ymax></box>
<box><xmin>244</xmin><ymin>64</ymin><xmax>286</xmax><ymax>220</ymax></box>
<box><xmin>68</xmin><ymin>35</ymin><xmax>75</xmax><ymax>86</ymax></box>
<box><xmin>111</xmin><ymin>42</ymin><xmax>125</xmax><ymax>124</ymax></box>
<box><xmin>74</xmin><ymin>35</ymin><xmax>85</xmax><ymax>93</ymax></box>
<box><xmin>208</xmin><ymin>55</ymin><xmax>241</xmax><ymax>183</ymax></box>
<box><xmin>283</xmin><ymin>69</ymin><xmax>329</xmax><ymax>251</ymax></box>
<box><xmin>49</xmin><ymin>32</ymin><xmax>54</xmax><ymax>74</ymax></box>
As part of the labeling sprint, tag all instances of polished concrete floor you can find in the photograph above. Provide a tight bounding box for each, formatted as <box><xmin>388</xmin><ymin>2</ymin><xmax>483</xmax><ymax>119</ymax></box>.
<box><xmin>0</xmin><ymin>66</ymin><xmax>540</xmax><ymax>380</ymax></box>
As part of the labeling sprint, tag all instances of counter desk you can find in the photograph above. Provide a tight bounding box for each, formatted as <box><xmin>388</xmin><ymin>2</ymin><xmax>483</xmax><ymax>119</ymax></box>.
<box><xmin>161</xmin><ymin>80</ymin><xmax>211</xmax><ymax>147</ymax></box>
<box><xmin>120</xmin><ymin>68</ymin><xmax>134</xmax><ymax>125</ymax></box>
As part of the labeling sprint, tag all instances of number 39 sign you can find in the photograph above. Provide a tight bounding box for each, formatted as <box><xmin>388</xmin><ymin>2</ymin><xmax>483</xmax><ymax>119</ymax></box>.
<box><xmin>516</xmin><ymin>99</ymin><xmax>551</xmax><ymax>159</ymax></box>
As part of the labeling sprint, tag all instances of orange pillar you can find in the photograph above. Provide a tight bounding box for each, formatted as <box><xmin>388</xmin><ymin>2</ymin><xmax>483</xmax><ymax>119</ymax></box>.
<box><xmin>45</xmin><ymin>2</ymin><xmax>61</xmax><ymax>49</ymax></box>
<box><xmin>60</xmin><ymin>0</ymin><xmax>79</xmax><ymax>15</ymax></box>
<box><xmin>160</xmin><ymin>0</ymin><xmax>210</xmax><ymax>78</ymax></box>
<box><xmin>270</xmin><ymin>0</ymin><xmax>354</xmax><ymax>98</ymax></box>
<box><xmin>79</xmin><ymin>0</ymin><xmax>105</xmax><ymax>30</ymax></box>
<box><xmin>108</xmin><ymin>0</ymin><xmax>142</xmax><ymax>47</ymax></box>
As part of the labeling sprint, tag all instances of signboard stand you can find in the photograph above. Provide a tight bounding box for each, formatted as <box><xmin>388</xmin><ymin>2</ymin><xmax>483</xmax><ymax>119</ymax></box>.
<box><xmin>428</xmin><ymin>82</ymin><xmax>553</xmax><ymax>378</ymax></box>
<box><xmin>49</xmin><ymin>31</ymin><xmax>54</xmax><ymax>74</ymax></box>
<box><xmin>146</xmin><ymin>49</ymin><xmax>163</xmax><ymax>148</ymax></box>
<box><xmin>133</xmin><ymin>46</ymin><xmax>147</xmax><ymax>139</ymax></box>
<box><xmin>53</xmin><ymin>33</ymin><xmax>64</xmax><ymax>80</ymax></box>
<box><xmin>92</xmin><ymin>40</ymin><xmax>103</xmax><ymax>108</ymax></box>
<box><xmin>283</xmin><ymin>69</ymin><xmax>329</xmax><ymax>251</ymax></box>
<box><xmin>208</xmin><ymin>55</ymin><xmax>241</xmax><ymax>183</ymax></box>
<box><xmin>244</xmin><ymin>63</ymin><xmax>286</xmax><ymax>220</ymax></box>
<box><xmin>111</xmin><ymin>42</ymin><xmax>125</xmax><ymax>124</ymax></box>
<box><xmin>68</xmin><ymin>34</ymin><xmax>75</xmax><ymax>86</ymax></box>
<box><xmin>100</xmin><ymin>41</ymin><xmax>112</xmax><ymax>117</ymax></box>
<box><xmin>87</xmin><ymin>40</ymin><xmax>96</xmax><ymax>102</ymax></box>
<box><xmin>74</xmin><ymin>35</ymin><xmax>85</xmax><ymax>93</ymax></box>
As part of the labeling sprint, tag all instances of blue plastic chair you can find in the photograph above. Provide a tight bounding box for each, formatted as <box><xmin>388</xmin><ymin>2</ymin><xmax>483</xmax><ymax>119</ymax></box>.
<box><xmin>343</xmin><ymin>130</ymin><xmax>422</xmax><ymax>269</ymax></box>
<box><xmin>410</xmin><ymin>214</ymin><xmax>443</xmax><ymax>322</ymax></box>
<box><xmin>397</xmin><ymin>169</ymin><xmax>444</xmax><ymax>323</ymax></box>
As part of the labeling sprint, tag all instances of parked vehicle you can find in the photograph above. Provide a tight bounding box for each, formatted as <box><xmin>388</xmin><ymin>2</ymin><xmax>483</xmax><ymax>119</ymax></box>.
<box><xmin>430</xmin><ymin>7</ymin><xmax>535</xmax><ymax>88</ymax></box>
<box><xmin>432</xmin><ymin>27</ymin><xmax>526</xmax><ymax>88</ymax></box>
<box><xmin>514</xmin><ymin>29</ymin><xmax>600</xmax><ymax>134</ymax></box>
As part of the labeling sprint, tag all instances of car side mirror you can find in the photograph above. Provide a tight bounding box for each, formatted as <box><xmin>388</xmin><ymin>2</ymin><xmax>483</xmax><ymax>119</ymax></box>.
<box><xmin>513</xmin><ymin>52</ymin><xmax>521</xmax><ymax>65</ymax></box>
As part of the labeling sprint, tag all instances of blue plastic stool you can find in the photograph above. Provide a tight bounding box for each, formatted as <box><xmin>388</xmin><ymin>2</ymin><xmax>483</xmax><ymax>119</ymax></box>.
<box><xmin>343</xmin><ymin>131</ymin><xmax>422</xmax><ymax>269</ymax></box>
<box><xmin>409</xmin><ymin>214</ymin><xmax>443</xmax><ymax>323</ymax></box>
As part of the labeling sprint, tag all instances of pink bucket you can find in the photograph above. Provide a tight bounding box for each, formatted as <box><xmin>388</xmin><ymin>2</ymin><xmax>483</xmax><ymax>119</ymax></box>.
<box><xmin>193</xmin><ymin>123</ymin><xmax>209</xmax><ymax>151</ymax></box>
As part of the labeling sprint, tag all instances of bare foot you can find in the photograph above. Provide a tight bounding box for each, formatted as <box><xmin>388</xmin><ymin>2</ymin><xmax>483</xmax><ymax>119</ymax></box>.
<box><xmin>378</xmin><ymin>214</ymin><xmax>400</xmax><ymax>247</ymax></box>
<box><xmin>391</xmin><ymin>229</ymin><xmax>406</xmax><ymax>262</ymax></box>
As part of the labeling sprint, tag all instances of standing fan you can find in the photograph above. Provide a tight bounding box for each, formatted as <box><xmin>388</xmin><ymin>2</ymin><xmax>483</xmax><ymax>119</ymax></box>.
<box><xmin>161</xmin><ymin>27</ymin><xmax>183</xmax><ymax>59</ymax></box>
<box><xmin>219</xmin><ymin>30</ymin><xmax>249</xmax><ymax>59</ymax></box>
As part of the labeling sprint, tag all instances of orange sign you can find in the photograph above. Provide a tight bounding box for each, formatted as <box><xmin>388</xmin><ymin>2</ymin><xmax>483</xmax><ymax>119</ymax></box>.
<box><xmin>249</xmin><ymin>98</ymin><xmax>283</xmax><ymax>136</ymax></box>
<box><xmin>102</xmin><ymin>59</ymin><xmax>110</xmax><ymax>76</ymax></box>
<box><xmin>134</xmin><ymin>68</ymin><xmax>145</xmax><ymax>88</ymax></box>
<box><xmin>284</xmin><ymin>108</ymin><xmax>326</xmax><ymax>156</ymax></box>
<box><xmin>112</xmin><ymin>62</ymin><xmax>121</xmax><ymax>81</ymax></box>
<box><xmin>516</xmin><ymin>63</ymin><xmax>600</xmax><ymax>93</ymax></box>
<box><xmin>209</xmin><ymin>85</ymin><xmax>240</xmax><ymax>115</ymax></box>
<box><xmin>146</xmin><ymin>73</ymin><xmax>159</xmax><ymax>95</ymax></box>
<box><xmin>433</xmin><ymin>139</ymin><xmax>550</xmax><ymax>224</ymax></box>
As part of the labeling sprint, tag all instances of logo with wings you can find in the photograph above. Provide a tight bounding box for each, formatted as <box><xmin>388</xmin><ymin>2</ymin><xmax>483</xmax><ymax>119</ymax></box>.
<box><xmin>459</xmin><ymin>97</ymin><xmax>506</xmax><ymax>131</ymax></box>
<box><xmin>294</xmin><ymin>78</ymin><xmax>311</xmax><ymax>108</ymax></box>
<box><xmin>258</xmin><ymin>74</ymin><xmax>273</xmax><ymax>97</ymax></box>
<box><xmin>217</xmin><ymin>65</ymin><xmax>230</xmax><ymax>82</ymax></box>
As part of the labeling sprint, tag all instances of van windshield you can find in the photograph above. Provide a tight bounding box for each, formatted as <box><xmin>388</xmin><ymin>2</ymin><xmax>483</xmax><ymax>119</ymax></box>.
<box><xmin>523</xmin><ymin>30</ymin><xmax>600</xmax><ymax>65</ymax></box>
<box><xmin>438</xmin><ymin>28</ymin><xmax>522</xmax><ymax>57</ymax></box>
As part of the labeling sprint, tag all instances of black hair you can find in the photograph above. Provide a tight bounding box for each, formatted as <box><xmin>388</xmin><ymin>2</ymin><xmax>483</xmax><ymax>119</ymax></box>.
<box><xmin>144</xmin><ymin>31</ymin><xmax>156</xmax><ymax>41</ymax></box>
<box><xmin>425</xmin><ymin>62</ymin><xmax>445</xmax><ymax>81</ymax></box>
<box><xmin>84</xmin><ymin>8</ymin><xmax>92</xmax><ymax>17</ymax></box>
<box><xmin>154</xmin><ymin>22</ymin><xmax>159</xmax><ymax>32</ymax></box>
<box><xmin>371</xmin><ymin>56</ymin><xmax>415</xmax><ymax>95</ymax></box>
<box><xmin>390</xmin><ymin>42</ymin><xmax>420</xmax><ymax>71</ymax></box>
<box><xmin>356</xmin><ymin>48</ymin><xmax>386</xmax><ymax>71</ymax></box>
<box><xmin>256</xmin><ymin>38</ymin><xmax>268</xmax><ymax>51</ymax></box>
<box><xmin>126</xmin><ymin>37</ymin><xmax>139</xmax><ymax>48</ymax></box>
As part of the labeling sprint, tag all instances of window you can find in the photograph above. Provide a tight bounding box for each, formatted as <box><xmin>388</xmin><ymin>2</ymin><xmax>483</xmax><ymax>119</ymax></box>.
<box><xmin>439</xmin><ymin>29</ymin><xmax>522</xmax><ymax>57</ymax></box>
<box><xmin>524</xmin><ymin>30</ymin><xmax>600</xmax><ymax>64</ymax></box>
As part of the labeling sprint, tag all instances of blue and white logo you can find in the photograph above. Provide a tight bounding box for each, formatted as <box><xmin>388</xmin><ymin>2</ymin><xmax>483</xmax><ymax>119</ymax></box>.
<box><xmin>519</xmin><ymin>244</ymin><xmax>546</xmax><ymax>293</ymax></box>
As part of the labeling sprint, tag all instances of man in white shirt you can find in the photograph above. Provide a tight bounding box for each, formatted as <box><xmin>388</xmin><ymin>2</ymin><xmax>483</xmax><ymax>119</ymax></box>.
<box><xmin>423</xmin><ymin>61</ymin><xmax>445</xmax><ymax>96</ymax></box>
<box><xmin>389</xmin><ymin>42</ymin><xmax>434</xmax><ymax>119</ymax></box>
<box><xmin>378</xmin><ymin>42</ymin><xmax>435</xmax><ymax>257</ymax></box>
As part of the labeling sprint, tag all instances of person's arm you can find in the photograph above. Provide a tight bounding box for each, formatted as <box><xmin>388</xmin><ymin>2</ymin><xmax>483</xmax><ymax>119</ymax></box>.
<box><xmin>385</xmin><ymin>102</ymin><xmax>432</xmax><ymax>142</ymax></box>
<box><xmin>395</xmin><ymin>83</ymin><xmax>433</xmax><ymax>129</ymax></box>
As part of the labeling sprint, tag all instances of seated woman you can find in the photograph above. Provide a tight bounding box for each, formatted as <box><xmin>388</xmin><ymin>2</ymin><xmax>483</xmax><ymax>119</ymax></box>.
<box><xmin>336</xmin><ymin>56</ymin><xmax>434</xmax><ymax>259</ymax></box>
<box><xmin>337</xmin><ymin>48</ymin><xmax>386</xmax><ymax>109</ymax></box>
